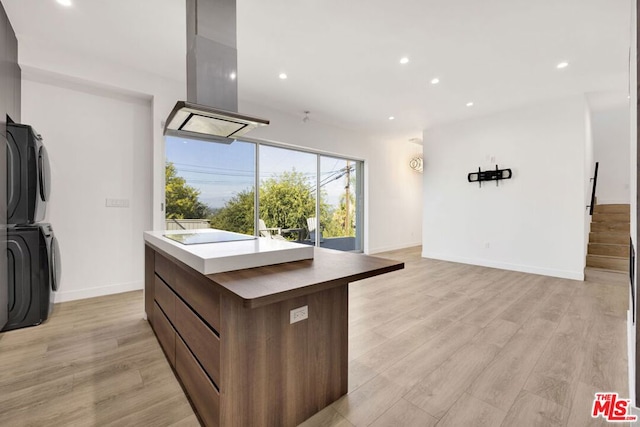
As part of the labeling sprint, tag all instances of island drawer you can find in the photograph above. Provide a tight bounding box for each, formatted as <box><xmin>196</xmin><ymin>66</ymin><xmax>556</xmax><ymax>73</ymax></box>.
<box><xmin>154</xmin><ymin>275</ymin><xmax>176</xmax><ymax>322</ymax></box>
<box><xmin>173</xmin><ymin>265</ymin><xmax>221</xmax><ymax>333</ymax></box>
<box><xmin>153</xmin><ymin>302</ymin><xmax>175</xmax><ymax>366</ymax></box>
<box><xmin>174</xmin><ymin>296</ymin><xmax>220</xmax><ymax>387</ymax></box>
<box><xmin>153</xmin><ymin>251</ymin><xmax>220</xmax><ymax>333</ymax></box>
<box><xmin>176</xmin><ymin>335</ymin><xmax>220</xmax><ymax>427</ymax></box>
<box><xmin>154</xmin><ymin>252</ymin><xmax>176</xmax><ymax>286</ymax></box>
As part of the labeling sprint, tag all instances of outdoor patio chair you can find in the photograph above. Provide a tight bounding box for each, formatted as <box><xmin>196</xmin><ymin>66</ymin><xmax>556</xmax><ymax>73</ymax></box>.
<box><xmin>258</xmin><ymin>219</ymin><xmax>286</xmax><ymax>240</ymax></box>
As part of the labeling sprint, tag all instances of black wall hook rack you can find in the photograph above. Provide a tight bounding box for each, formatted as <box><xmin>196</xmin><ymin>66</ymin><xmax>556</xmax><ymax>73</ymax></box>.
<box><xmin>467</xmin><ymin>165</ymin><xmax>512</xmax><ymax>187</ymax></box>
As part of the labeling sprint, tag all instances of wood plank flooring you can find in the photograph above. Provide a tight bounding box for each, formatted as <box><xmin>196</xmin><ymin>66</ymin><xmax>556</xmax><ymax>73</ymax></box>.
<box><xmin>0</xmin><ymin>246</ymin><xmax>630</xmax><ymax>426</ymax></box>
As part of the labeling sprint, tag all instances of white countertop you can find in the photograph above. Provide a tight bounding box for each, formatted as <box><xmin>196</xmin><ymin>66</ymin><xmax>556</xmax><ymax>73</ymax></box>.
<box><xmin>143</xmin><ymin>229</ymin><xmax>314</xmax><ymax>275</ymax></box>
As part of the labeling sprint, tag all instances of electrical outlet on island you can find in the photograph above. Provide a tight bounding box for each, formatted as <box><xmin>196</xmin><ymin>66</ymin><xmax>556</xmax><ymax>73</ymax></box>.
<box><xmin>290</xmin><ymin>306</ymin><xmax>308</xmax><ymax>324</ymax></box>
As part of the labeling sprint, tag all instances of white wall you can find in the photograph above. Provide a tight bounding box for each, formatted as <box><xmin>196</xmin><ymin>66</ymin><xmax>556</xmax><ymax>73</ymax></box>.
<box><xmin>422</xmin><ymin>96</ymin><xmax>589</xmax><ymax>280</ymax></box>
<box><xmin>16</xmin><ymin>40</ymin><xmax>184</xmax><ymax>302</ymax></box>
<box><xmin>241</xmin><ymin>99</ymin><xmax>423</xmax><ymax>254</ymax></box>
<box><xmin>587</xmin><ymin>92</ymin><xmax>631</xmax><ymax>204</ymax></box>
<box><xmin>22</xmin><ymin>74</ymin><xmax>153</xmax><ymax>302</ymax></box>
<box><xmin>365</xmin><ymin>138</ymin><xmax>423</xmax><ymax>253</ymax></box>
<box><xmin>16</xmin><ymin>39</ymin><xmax>185</xmax><ymax>231</ymax></box>
<box><xmin>584</xmin><ymin>104</ymin><xmax>595</xmax><ymax>260</ymax></box>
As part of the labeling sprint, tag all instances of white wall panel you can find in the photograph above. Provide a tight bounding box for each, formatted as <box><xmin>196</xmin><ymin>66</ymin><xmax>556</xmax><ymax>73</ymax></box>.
<box><xmin>588</xmin><ymin>92</ymin><xmax>631</xmax><ymax>204</ymax></box>
<box><xmin>422</xmin><ymin>96</ymin><xmax>588</xmax><ymax>280</ymax></box>
<box><xmin>22</xmin><ymin>76</ymin><xmax>152</xmax><ymax>302</ymax></box>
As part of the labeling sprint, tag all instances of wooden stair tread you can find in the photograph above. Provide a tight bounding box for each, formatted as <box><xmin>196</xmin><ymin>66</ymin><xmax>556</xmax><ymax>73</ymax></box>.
<box><xmin>593</xmin><ymin>204</ymin><xmax>630</xmax><ymax>214</ymax></box>
<box><xmin>589</xmin><ymin>243</ymin><xmax>629</xmax><ymax>252</ymax></box>
<box><xmin>588</xmin><ymin>253</ymin><xmax>630</xmax><ymax>258</ymax></box>
<box><xmin>586</xmin><ymin>254</ymin><xmax>628</xmax><ymax>271</ymax></box>
<box><xmin>589</xmin><ymin>232</ymin><xmax>629</xmax><ymax>242</ymax></box>
<box><xmin>590</xmin><ymin>222</ymin><xmax>630</xmax><ymax>232</ymax></box>
<box><xmin>591</xmin><ymin>221</ymin><xmax>630</xmax><ymax>225</ymax></box>
<box><xmin>589</xmin><ymin>231</ymin><xmax>629</xmax><ymax>235</ymax></box>
<box><xmin>590</xmin><ymin>231</ymin><xmax>629</xmax><ymax>235</ymax></box>
<box><xmin>592</xmin><ymin>219</ymin><xmax>630</xmax><ymax>224</ymax></box>
<box><xmin>587</xmin><ymin>254</ymin><xmax>629</xmax><ymax>259</ymax></box>
<box><xmin>591</xmin><ymin>221</ymin><xmax>630</xmax><ymax>226</ymax></box>
<box><xmin>586</xmin><ymin>204</ymin><xmax>630</xmax><ymax>272</ymax></box>
<box><xmin>589</xmin><ymin>242</ymin><xmax>628</xmax><ymax>246</ymax></box>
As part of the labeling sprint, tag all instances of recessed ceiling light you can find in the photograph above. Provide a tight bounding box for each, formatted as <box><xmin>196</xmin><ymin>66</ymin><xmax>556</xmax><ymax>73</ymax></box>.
<box><xmin>279</xmin><ymin>73</ymin><xmax>287</xmax><ymax>80</ymax></box>
<box><xmin>388</xmin><ymin>116</ymin><xmax>395</xmax><ymax>120</ymax></box>
<box><xmin>556</xmin><ymin>61</ymin><xmax>569</xmax><ymax>69</ymax></box>
<box><xmin>230</xmin><ymin>72</ymin><xmax>236</xmax><ymax>80</ymax></box>
<box><xmin>56</xmin><ymin>0</ymin><xmax>72</xmax><ymax>6</ymax></box>
<box><xmin>399</xmin><ymin>57</ymin><xmax>409</xmax><ymax>65</ymax></box>
<box><xmin>430</xmin><ymin>78</ymin><xmax>440</xmax><ymax>85</ymax></box>
<box><xmin>466</xmin><ymin>102</ymin><xmax>474</xmax><ymax>107</ymax></box>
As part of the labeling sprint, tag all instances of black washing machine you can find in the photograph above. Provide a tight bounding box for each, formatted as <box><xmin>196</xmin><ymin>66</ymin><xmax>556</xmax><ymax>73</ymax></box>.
<box><xmin>2</xmin><ymin>224</ymin><xmax>60</xmax><ymax>331</ymax></box>
<box><xmin>6</xmin><ymin>123</ymin><xmax>50</xmax><ymax>225</ymax></box>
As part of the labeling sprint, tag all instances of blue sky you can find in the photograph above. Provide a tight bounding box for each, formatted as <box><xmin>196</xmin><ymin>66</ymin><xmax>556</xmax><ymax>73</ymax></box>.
<box><xmin>166</xmin><ymin>136</ymin><xmax>353</xmax><ymax>210</ymax></box>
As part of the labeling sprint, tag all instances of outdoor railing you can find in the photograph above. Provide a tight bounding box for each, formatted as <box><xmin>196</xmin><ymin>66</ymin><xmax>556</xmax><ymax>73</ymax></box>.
<box><xmin>165</xmin><ymin>219</ymin><xmax>211</xmax><ymax>230</ymax></box>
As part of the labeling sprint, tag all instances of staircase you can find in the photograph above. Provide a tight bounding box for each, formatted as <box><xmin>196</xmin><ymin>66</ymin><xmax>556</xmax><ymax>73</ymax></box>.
<box><xmin>586</xmin><ymin>204</ymin><xmax>630</xmax><ymax>272</ymax></box>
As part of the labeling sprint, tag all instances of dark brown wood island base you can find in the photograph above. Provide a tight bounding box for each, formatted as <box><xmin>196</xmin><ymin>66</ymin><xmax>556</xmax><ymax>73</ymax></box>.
<box><xmin>144</xmin><ymin>243</ymin><xmax>404</xmax><ymax>427</ymax></box>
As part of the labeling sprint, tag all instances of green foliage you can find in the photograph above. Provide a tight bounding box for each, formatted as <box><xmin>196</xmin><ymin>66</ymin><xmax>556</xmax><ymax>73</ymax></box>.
<box><xmin>323</xmin><ymin>190</ymin><xmax>355</xmax><ymax>238</ymax></box>
<box><xmin>166</xmin><ymin>161</ymin><xmax>357</xmax><ymax>238</ymax></box>
<box><xmin>165</xmin><ymin>162</ymin><xmax>210</xmax><ymax>219</ymax></box>
<box><xmin>189</xmin><ymin>167</ymin><xmax>356</xmax><ymax>240</ymax></box>
<box><xmin>209</xmin><ymin>189</ymin><xmax>255</xmax><ymax>235</ymax></box>
<box><xmin>322</xmin><ymin>169</ymin><xmax>356</xmax><ymax>238</ymax></box>
<box><xmin>259</xmin><ymin>170</ymin><xmax>319</xmax><ymax>230</ymax></box>
<box><xmin>210</xmin><ymin>169</ymin><xmax>335</xmax><ymax>239</ymax></box>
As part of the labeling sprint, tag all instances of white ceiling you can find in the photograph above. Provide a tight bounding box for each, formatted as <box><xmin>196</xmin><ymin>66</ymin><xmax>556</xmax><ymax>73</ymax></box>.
<box><xmin>3</xmin><ymin>0</ymin><xmax>632</xmax><ymax>142</ymax></box>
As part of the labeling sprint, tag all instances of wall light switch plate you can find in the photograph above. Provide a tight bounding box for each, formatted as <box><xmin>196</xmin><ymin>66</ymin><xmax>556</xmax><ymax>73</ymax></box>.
<box><xmin>290</xmin><ymin>305</ymin><xmax>308</xmax><ymax>324</ymax></box>
<box><xmin>106</xmin><ymin>198</ymin><xmax>130</xmax><ymax>208</ymax></box>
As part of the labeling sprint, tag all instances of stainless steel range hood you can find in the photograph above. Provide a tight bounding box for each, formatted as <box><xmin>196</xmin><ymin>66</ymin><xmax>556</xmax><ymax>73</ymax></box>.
<box><xmin>164</xmin><ymin>0</ymin><xmax>269</xmax><ymax>143</ymax></box>
<box><xmin>164</xmin><ymin>101</ymin><xmax>269</xmax><ymax>143</ymax></box>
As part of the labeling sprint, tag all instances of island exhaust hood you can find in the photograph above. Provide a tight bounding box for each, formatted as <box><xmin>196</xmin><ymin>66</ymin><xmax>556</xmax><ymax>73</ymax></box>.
<box><xmin>164</xmin><ymin>0</ymin><xmax>269</xmax><ymax>144</ymax></box>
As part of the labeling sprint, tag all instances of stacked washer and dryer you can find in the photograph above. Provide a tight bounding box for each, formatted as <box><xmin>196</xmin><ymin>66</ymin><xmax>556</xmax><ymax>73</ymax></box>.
<box><xmin>3</xmin><ymin>123</ymin><xmax>60</xmax><ymax>331</ymax></box>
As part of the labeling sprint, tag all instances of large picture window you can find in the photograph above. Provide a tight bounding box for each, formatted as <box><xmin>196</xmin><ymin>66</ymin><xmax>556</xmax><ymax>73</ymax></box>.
<box><xmin>319</xmin><ymin>156</ymin><xmax>363</xmax><ymax>252</ymax></box>
<box><xmin>165</xmin><ymin>136</ymin><xmax>255</xmax><ymax>234</ymax></box>
<box><xmin>165</xmin><ymin>137</ymin><xmax>364</xmax><ymax>252</ymax></box>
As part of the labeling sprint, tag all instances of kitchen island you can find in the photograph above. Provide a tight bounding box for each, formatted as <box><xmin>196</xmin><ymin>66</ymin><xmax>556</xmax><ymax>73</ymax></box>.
<box><xmin>144</xmin><ymin>234</ymin><xmax>404</xmax><ymax>427</ymax></box>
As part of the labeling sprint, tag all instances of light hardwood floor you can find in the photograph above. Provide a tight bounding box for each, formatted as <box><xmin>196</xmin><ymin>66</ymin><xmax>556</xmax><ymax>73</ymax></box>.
<box><xmin>0</xmin><ymin>247</ymin><xmax>630</xmax><ymax>426</ymax></box>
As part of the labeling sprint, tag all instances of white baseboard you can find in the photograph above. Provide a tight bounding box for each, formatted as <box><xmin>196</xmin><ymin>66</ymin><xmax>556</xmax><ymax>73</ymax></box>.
<box><xmin>420</xmin><ymin>251</ymin><xmax>584</xmax><ymax>281</ymax></box>
<box><xmin>367</xmin><ymin>241</ymin><xmax>422</xmax><ymax>255</ymax></box>
<box><xmin>53</xmin><ymin>280</ymin><xmax>143</xmax><ymax>303</ymax></box>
